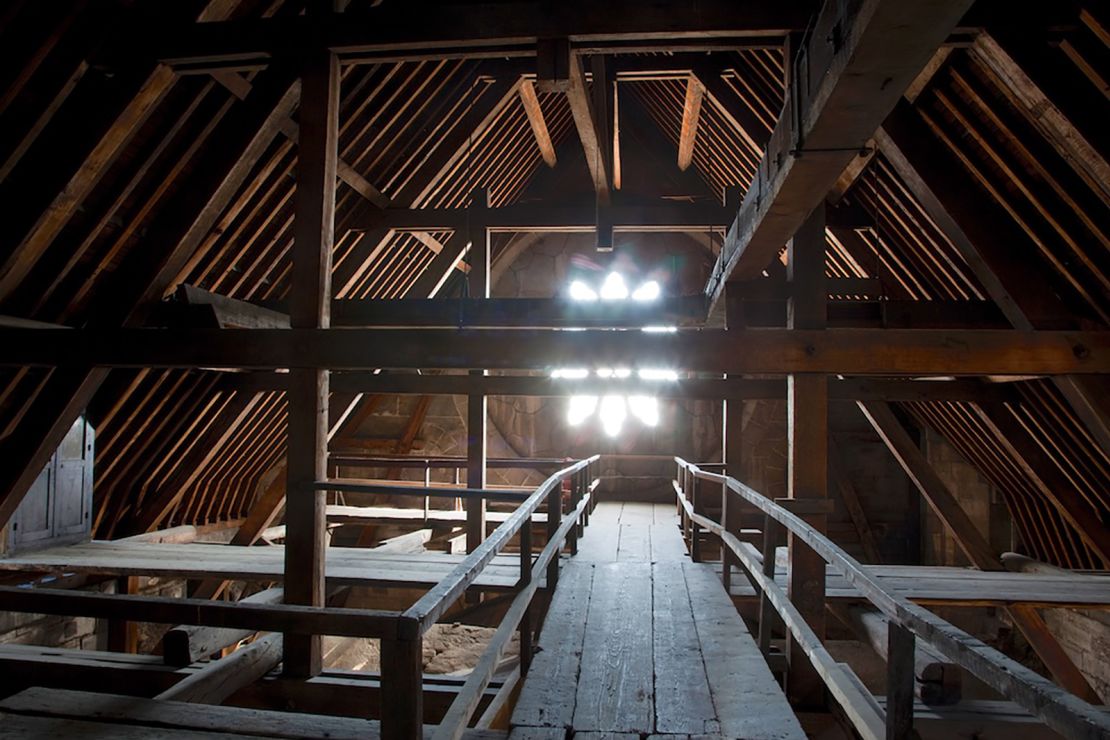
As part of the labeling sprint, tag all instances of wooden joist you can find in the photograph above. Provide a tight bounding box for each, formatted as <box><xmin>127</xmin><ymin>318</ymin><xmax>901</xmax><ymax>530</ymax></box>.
<box><xmin>154</xmin><ymin>1</ymin><xmax>810</xmax><ymax>70</ymax></box>
<box><xmin>705</xmin><ymin>0</ymin><xmax>974</xmax><ymax>307</ymax></box>
<box><xmin>163</xmin><ymin>588</ymin><xmax>284</xmax><ymax>666</ymax></box>
<box><xmin>676</xmin><ymin>75</ymin><xmax>704</xmax><ymax>171</ymax></box>
<box><xmin>355</xmin><ymin>200</ymin><xmax>733</xmax><ymax>232</ymax></box>
<box><xmin>234</xmin><ymin>373</ymin><xmax>1015</xmax><ymax>404</ymax></box>
<box><xmin>2</xmin><ymin>327</ymin><xmax>1105</xmax><ymax>376</ymax></box>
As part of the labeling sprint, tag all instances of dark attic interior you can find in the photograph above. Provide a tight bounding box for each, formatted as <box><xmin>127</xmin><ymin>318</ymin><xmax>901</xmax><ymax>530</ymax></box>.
<box><xmin>0</xmin><ymin>1</ymin><xmax>1108</xmax><ymax>738</ymax></box>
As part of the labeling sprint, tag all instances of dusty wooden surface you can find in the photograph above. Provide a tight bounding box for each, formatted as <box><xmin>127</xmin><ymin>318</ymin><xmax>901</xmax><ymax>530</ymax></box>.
<box><xmin>511</xmin><ymin>502</ymin><xmax>804</xmax><ymax>739</ymax></box>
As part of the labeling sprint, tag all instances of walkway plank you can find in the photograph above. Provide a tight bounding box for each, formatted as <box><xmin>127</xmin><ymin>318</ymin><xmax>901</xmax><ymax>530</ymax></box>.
<box><xmin>686</xmin><ymin>562</ymin><xmax>805</xmax><ymax>739</ymax></box>
<box><xmin>652</xmin><ymin>562</ymin><xmax>719</xmax><ymax>735</ymax></box>
<box><xmin>573</xmin><ymin>562</ymin><xmax>655</xmax><ymax>734</ymax></box>
<box><xmin>512</xmin><ymin>562</ymin><xmax>595</xmax><ymax>729</ymax></box>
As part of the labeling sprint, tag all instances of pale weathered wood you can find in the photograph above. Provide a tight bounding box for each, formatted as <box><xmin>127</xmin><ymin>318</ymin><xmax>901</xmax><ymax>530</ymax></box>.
<box><xmin>0</xmin><ymin>687</ymin><xmax>379</xmax><ymax>739</ymax></box>
<box><xmin>683</xmin><ymin>562</ymin><xmax>806</xmax><ymax>740</ymax></box>
<box><xmin>511</xmin><ymin>562</ymin><xmax>594</xmax><ymax>728</ymax></box>
<box><xmin>677</xmin><ymin>76</ymin><xmax>704</xmax><ymax>171</ymax></box>
<box><xmin>163</xmin><ymin>588</ymin><xmax>284</xmax><ymax>666</ymax></box>
<box><xmin>156</xmin><ymin>633</ymin><xmax>283</xmax><ymax>705</ymax></box>
<box><xmin>519</xmin><ymin>80</ymin><xmax>556</xmax><ymax>167</ymax></box>
<box><xmin>573</xmin><ymin>562</ymin><xmax>653</xmax><ymax>734</ymax></box>
<box><xmin>651</xmin><ymin>561</ymin><xmax>718</xmax><ymax>735</ymax></box>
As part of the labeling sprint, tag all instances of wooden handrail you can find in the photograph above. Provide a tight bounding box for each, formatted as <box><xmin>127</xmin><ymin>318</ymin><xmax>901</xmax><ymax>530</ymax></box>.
<box><xmin>315</xmin><ymin>479</ymin><xmax>533</xmax><ymax>500</ymax></box>
<box><xmin>673</xmin><ymin>457</ymin><xmax>1110</xmax><ymax>740</ymax></box>
<box><xmin>433</xmin><ymin>482</ymin><xmax>596</xmax><ymax>740</ymax></box>
<box><xmin>402</xmin><ymin>455</ymin><xmax>599</xmax><ymax>635</ymax></box>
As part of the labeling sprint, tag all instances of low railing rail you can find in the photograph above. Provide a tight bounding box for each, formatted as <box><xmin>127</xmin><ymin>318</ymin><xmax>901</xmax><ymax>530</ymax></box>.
<box><xmin>674</xmin><ymin>457</ymin><xmax>1110</xmax><ymax>740</ymax></box>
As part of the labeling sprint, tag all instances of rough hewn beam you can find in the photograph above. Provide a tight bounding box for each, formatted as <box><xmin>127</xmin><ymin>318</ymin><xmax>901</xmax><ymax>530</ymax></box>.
<box><xmin>284</xmin><ymin>47</ymin><xmax>339</xmax><ymax>679</ymax></box>
<box><xmin>705</xmin><ymin>0</ymin><xmax>974</xmax><ymax>307</ymax></box>
<box><xmin>677</xmin><ymin>76</ymin><xmax>704</xmax><ymax>171</ymax></box>
<box><xmin>566</xmin><ymin>52</ymin><xmax>610</xmax><ymax>204</ymax></box>
<box><xmin>519</xmin><ymin>79</ymin><xmax>556</xmax><ymax>167</ymax></box>
<box><xmin>2</xmin><ymin>328</ymin><xmax>1105</xmax><ymax>376</ymax></box>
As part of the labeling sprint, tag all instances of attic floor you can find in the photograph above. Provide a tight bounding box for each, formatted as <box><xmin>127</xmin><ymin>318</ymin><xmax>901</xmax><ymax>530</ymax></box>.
<box><xmin>509</xmin><ymin>501</ymin><xmax>805</xmax><ymax>739</ymax></box>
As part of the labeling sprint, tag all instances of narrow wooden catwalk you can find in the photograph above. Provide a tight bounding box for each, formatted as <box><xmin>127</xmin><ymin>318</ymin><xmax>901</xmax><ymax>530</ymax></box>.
<box><xmin>511</xmin><ymin>502</ymin><xmax>804</xmax><ymax>739</ymax></box>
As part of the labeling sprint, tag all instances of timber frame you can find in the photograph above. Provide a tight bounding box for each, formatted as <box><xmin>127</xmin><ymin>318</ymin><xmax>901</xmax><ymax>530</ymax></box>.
<box><xmin>0</xmin><ymin>0</ymin><xmax>1107</xmax><ymax>738</ymax></box>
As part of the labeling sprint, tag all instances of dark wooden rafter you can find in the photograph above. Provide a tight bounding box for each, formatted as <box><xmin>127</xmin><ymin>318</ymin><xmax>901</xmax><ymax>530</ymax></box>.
<box><xmin>970</xmin><ymin>402</ymin><xmax>1110</xmax><ymax>567</ymax></box>
<box><xmin>0</xmin><ymin>0</ymin><xmax>241</xmax><ymax>304</ymax></box>
<box><xmin>705</xmin><ymin>0</ymin><xmax>975</xmax><ymax>308</ymax></box>
<box><xmin>875</xmin><ymin>100</ymin><xmax>1110</xmax><ymax>455</ymax></box>
<box><xmin>0</xmin><ymin>63</ymin><xmax>302</xmax><ymax>533</ymax></box>
<box><xmin>331</xmin><ymin>70</ymin><xmax>520</xmax><ymax>299</ymax></box>
<box><xmin>858</xmin><ymin>400</ymin><xmax>1102</xmax><ymax>702</ymax></box>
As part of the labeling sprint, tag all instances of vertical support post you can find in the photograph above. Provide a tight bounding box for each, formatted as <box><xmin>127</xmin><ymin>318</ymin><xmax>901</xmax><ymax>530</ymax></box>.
<box><xmin>284</xmin><ymin>47</ymin><xmax>338</xmax><ymax>678</ymax></box>
<box><xmin>758</xmin><ymin>512</ymin><xmax>784</xmax><ymax>655</ymax></box>
<box><xmin>723</xmin><ymin>284</ymin><xmax>746</xmax><ymax>597</ymax></box>
<box><xmin>546</xmin><ymin>484</ymin><xmax>562</xmax><ymax>590</ymax></box>
<box><xmin>785</xmin><ymin>205</ymin><xmax>828</xmax><ymax>706</ymax></box>
<box><xmin>381</xmin><ymin>633</ymin><xmax>424</xmax><ymax>740</ymax></box>
<box><xmin>519</xmin><ymin>516</ymin><xmax>533</xmax><ymax>676</ymax></box>
<box><xmin>107</xmin><ymin>576</ymin><xmax>139</xmax><ymax>653</ymax></box>
<box><xmin>886</xmin><ymin>622</ymin><xmax>916</xmax><ymax>739</ymax></box>
<box><xmin>466</xmin><ymin>187</ymin><xmax>490</xmax><ymax>554</ymax></box>
<box><xmin>568</xmin><ymin>473</ymin><xmax>580</xmax><ymax>555</ymax></box>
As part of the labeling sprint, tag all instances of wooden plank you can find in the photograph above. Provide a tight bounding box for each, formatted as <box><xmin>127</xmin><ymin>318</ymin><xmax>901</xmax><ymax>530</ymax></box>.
<box><xmin>0</xmin><ymin>687</ymin><xmax>378</xmax><ymax>739</ymax></box>
<box><xmin>683</xmin><ymin>562</ymin><xmax>805</xmax><ymax>739</ymax></box>
<box><xmin>4</xmin><ymin>327</ymin><xmax>1107</xmax><ymax>376</ymax></box>
<box><xmin>652</xmin><ymin>562</ymin><xmax>718</xmax><ymax>735</ymax></box>
<box><xmin>0</xmin><ymin>714</ymin><xmax>268</xmax><ymax>739</ymax></box>
<box><xmin>512</xmin><ymin>562</ymin><xmax>594</xmax><ymax>729</ymax></box>
<box><xmin>706</xmin><ymin>0</ymin><xmax>973</xmax><ymax>302</ymax></box>
<box><xmin>519</xmin><ymin>80</ymin><xmax>556</xmax><ymax>167</ymax></box>
<box><xmin>573</xmin><ymin>562</ymin><xmax>654</xmax><ymax>734</ymax></box>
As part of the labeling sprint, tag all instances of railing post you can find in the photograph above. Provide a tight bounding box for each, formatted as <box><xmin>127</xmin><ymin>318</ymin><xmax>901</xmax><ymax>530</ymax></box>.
<box><xmin>568</xmin><ymin>472</ymin><xmax>580</xmax><ymax>556</ymax></box>
<box><xmin>758</xmin><ymin>512</ymin><xmax>783</xmax><ymax>655</ymax></box>
<box><xmin>381</xmin><ymin>632</ymin><xmax>423</xmax><ymax>740</ymax></box>
<box><xmin>886</xmin><ymin>622</ymin><xmax>915</xmax><ymax>739</ymax></box>
<box><xmin>690</xmin><ymin>475</ymin><xmax>702</xmax><ymax>562</ymax></box>
<box><xmin>721</xmin><ymin>481</ymin><xmax>732</xmax><ymax>593</ymax></box>
<box><xmin>519</xmin><ymin>516</ymin><xmax>533</xmax><ymax>677</ymax></box>
<box><xmin>546</xmin><ymin>485</ymin><xmax>561</xmax><ymax>590</ymax></box>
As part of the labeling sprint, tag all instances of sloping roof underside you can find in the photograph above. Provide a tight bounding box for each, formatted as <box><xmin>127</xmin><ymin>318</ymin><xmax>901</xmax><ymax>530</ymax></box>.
<box><xmin>0</xmin><ymin>1</ymin><xmax>1106</xmax><ymax>566</ymax></box>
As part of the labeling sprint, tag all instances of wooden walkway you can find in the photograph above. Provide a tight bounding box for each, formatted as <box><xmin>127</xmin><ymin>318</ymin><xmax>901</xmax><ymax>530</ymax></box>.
<box><xmin>511</xmin><ymin>502</ymin><xmax>804</xmax><ymax>739</ymax></box>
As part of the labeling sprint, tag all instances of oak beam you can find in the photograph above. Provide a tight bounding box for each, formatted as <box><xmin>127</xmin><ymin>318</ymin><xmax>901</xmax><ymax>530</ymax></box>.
<box><xmin>566</xmin><ymin>51</ymin><xmax>610</xmax><ymax>204</ymax></box>
<box><xmin>519</xmin><ymin>79</ymin><xmax>556</xmax><ymax>167</ymax></box>
<box><xmin>677</xmin><ymin>76</ymin><xmax>705</xmax><ymax>171</ymax></box>
<box><xmin>785</xmin><ymin>207</ymin><xmax>828</xmax><ymax>707</ymax></box>
<box><xmin>283</xmin><ymin>47</ymin><xmax>339</xmax><ymax>679</ymax></box>
<box><xmin>705</xmin><ymin>0</ymin><xmax>974</xmax><ymax>307</ymax></box>
<box><xmin>2</xmin><ymin>328</ymin><xmax>1106</xmax><ymax>376</ymax></box>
